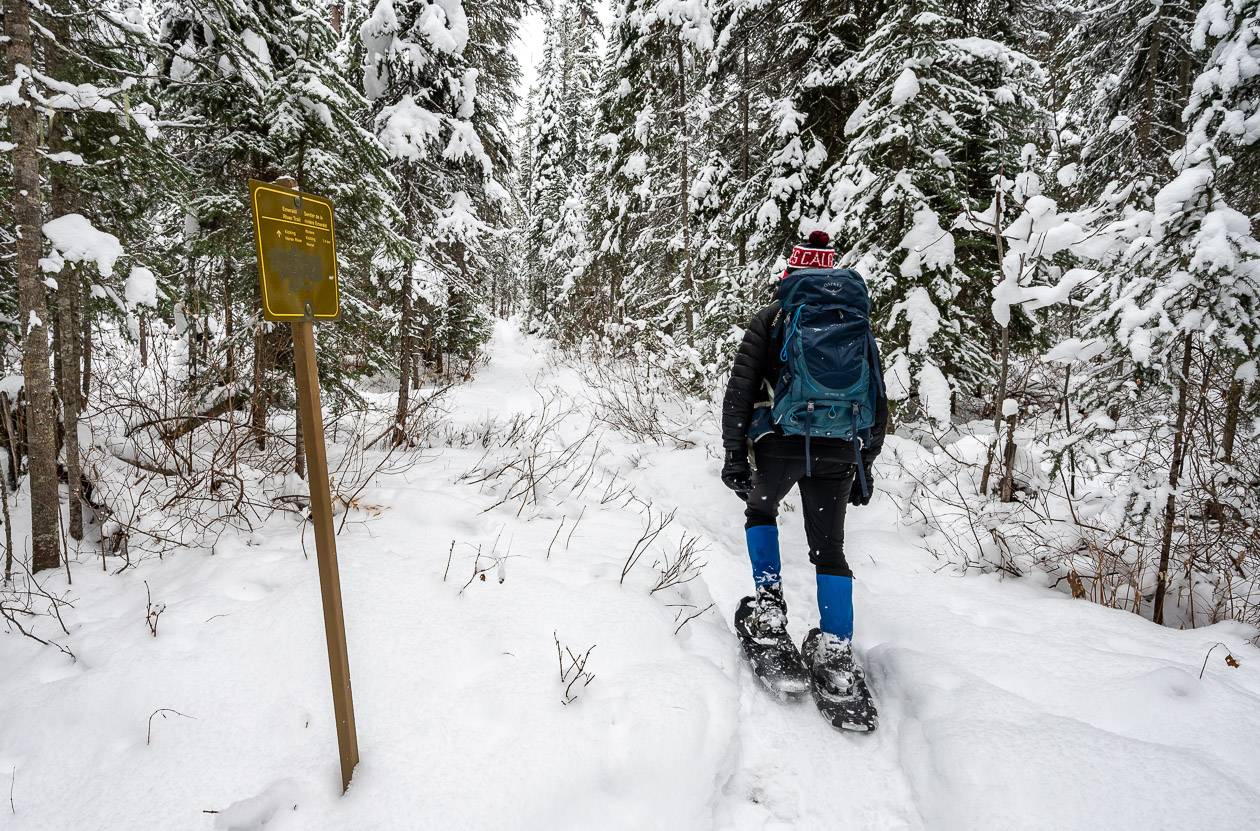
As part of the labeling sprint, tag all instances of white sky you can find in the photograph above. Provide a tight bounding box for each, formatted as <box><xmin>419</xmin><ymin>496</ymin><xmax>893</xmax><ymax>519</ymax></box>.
<box><xmin>514</xmin><ymin>10</ymin><xmax>548</xmax><ymax>111</ymax></box>
<box><xmin>510</xmin><ymin>2</ymin><xmax>613</xmax><ymax>122</ymax></box>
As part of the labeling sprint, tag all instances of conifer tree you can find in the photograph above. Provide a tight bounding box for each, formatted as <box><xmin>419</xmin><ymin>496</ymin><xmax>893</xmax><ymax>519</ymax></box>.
<box><xmin>525</xmin><ymin>1</ymin><xmax>601</xmax><ymax>336</ymax></box>
<box><xmin>589</xmin><ymin>0</ymin><xmax>714</xmax><ymax>355</ymax></box>
<box><xmin>2</xmin><ymin>0</ymin><xmax>165</xmax><ymax>567</ymax></box>
<box><xmin>1060</xmin><ymin>0</ymin><xmax>1199</xmax><ymax>212</ymax></box>
<box><xmin>823</xmin><ymin>0</ymin><xmax>1041</xmax><ymax>420</ymax></box>
<box><xmin>159</xmin><ymin>0</ymin><xmax>406</xmax><ymax>467</ymax></box>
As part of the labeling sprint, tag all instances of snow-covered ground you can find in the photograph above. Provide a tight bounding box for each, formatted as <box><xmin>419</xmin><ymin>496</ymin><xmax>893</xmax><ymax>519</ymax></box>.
<box><xmin>3</xmin><ymin>321</ymin><xmax>1258</xmax><ymax>830</ymax></box>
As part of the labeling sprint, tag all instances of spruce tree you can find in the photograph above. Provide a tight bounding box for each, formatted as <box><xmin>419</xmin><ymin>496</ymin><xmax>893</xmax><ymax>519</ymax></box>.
<box><xmin>823</xmin><ymin>0</ymin><xmax>1042</xmax><ymax>421</ymax></box>
<box><xmin>525</xmin><ymin>0</ymin><xmax>601</xmax><ymax>337</ymax></box>
<box><xmin>159</xmin><ymin>0</ymin><xmax>406</xmax><ymax>450</ymax></box>
<box><xmin>589</xmin><ymin>0</ymin><xmax>714</xmax><ymax>358</ymax></box>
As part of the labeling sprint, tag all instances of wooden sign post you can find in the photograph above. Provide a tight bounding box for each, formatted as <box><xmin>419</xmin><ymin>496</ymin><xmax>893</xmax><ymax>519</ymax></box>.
<box><xmin>249</xmin><ymin>178</ymin><xmax>359</xmax><ymax>792</ymax></box>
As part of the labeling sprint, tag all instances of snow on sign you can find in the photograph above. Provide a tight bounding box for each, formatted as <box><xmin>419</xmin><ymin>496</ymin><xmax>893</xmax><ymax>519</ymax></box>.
<box><xmin>249</xmin><ymin>179</ymin><xmax>340</xmax><ymax>321</ymax></box>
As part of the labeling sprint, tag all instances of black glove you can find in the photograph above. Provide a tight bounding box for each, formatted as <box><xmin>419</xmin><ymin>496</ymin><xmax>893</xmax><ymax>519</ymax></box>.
<box><xmin>850</xmin><ymin>459</ymin><xmax>876</xmax><ymax>506</ymax></box>
<box><xmin>721</xmin><ymin>448</ymin><xmax>753</xmax><ymax>499</ymax></box>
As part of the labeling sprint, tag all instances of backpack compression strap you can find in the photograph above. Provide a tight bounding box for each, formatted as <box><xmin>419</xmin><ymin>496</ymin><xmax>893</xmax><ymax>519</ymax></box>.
<box><xmin>850</xmin><ymin>404</ymin><xmax>868</xmax><ymax>498</ymax></box>
<box><xmin>851</xmin><ymin>323</ymin><xmax>881</xmax><ymax>499</ymax></box>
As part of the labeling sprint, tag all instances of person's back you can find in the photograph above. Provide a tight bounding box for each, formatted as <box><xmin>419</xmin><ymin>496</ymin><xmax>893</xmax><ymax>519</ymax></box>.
<box><xmin>719</xmin><ymin>230</ymin><xmax>887</xmax><ymax>731</ymax></box>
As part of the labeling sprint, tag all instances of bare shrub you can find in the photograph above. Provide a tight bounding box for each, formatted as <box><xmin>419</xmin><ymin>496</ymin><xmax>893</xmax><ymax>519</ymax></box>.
<box><xmin>568</xmin><ymin>346</ymin><xmax>702</xmax><ymax>448</ymax></box>
<box><xmin>621</xmin><ymin>505</ymin><xmax>676</xmax><ymax>585</ymax></box>
<box><xmin>554</xmin><ymin>632</ymin><xmax>596</xmax><ymax>706</ymax></box>
<box><xmin>144</xmin><ymin>581</ymin><xmax>165</xmax><ymax>637</ymax></box>
<box><xmin>651</xmin><ymin>532</ymin><xmax>708</xmax><ymax>594</ymax></box>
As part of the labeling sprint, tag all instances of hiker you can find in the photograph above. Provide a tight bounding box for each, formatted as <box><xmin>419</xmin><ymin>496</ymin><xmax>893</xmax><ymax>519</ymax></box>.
<box><xmin>719</xmin><ymin>230</ymin><xmax>888</xmax><ymax>730</ymax></box>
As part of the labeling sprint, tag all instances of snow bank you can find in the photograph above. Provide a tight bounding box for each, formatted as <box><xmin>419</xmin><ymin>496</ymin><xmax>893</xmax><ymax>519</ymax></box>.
<box><xmin>3</xmin><ymin>321</ymin><xmax>1257</xmax><ymax>831</ymax></box>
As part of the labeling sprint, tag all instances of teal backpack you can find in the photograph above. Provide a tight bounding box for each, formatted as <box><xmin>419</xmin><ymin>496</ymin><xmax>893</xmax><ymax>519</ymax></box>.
<box><xmin>766</xmin><ymin>267</ymin><xmax>884</xmax><ymax>494</ymax></box>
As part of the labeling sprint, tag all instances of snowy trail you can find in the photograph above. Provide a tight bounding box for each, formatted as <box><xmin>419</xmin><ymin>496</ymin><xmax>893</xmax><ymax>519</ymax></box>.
<box><xmin>3</xmin><ymin>321</ymin><xmax>1258</xmax><ymax>831</ymax></box>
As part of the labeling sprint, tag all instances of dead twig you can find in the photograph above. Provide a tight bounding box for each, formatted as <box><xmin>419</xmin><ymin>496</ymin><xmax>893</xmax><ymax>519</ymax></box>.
<box><xmin>144</xmin><ymin>581</ymin><xmax>165</xmax><ymax>637</ymax></box>
<box><xmin>146</xmin><ymin>708</ymin><xmax>196</xmax><ymax>746</ymax></box>
<box><xmin>1198</xmin><ymin>642</ymin><xmax>1241</xmax><ymax>679</ymax></box>
<box><xmin>554</xmin><ymin>632</ymin><xmax>597</xmax><ymax>705</ymax></box>
<box><xmin>673</xmin><ymin>602</ymin><xmax>715</xmax><ymax>635</ymax></box>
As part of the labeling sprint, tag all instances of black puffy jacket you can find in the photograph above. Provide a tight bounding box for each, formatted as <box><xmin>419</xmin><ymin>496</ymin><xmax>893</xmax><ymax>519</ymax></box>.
<box><xmin>720</xmin><ymin>302</ymin><xmax>889</xmax><ymax>461</ymax></box>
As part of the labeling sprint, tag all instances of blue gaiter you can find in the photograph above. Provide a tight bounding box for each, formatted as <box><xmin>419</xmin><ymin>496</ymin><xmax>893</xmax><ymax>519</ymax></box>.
<box><xmin>817</xmin><ymin>574</ymin><xmax>854</xmax><ymax>639</ymax></box>
<box><xmin>745</xmin><ymin>525</ymin><xmax>781</xmax><ymax>587</ymax></box>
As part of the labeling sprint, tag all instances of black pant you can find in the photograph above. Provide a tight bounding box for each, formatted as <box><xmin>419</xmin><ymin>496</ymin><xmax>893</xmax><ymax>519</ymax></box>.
<box><xmin>745</xmin><ymin>435</ymin><xmax>856</xmax><ymax>577</ymax></box>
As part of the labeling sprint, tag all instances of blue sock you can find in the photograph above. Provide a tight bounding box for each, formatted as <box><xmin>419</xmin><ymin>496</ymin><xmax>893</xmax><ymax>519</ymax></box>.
<box><xmin>816</xmin><ymin>574</ymin><xmax>854</xmax><ymax>639</ymax></box>
<box><xmin>745</xmin><ymin>525</ymin><xmax>781</xmax><ymax>587</ymax></box>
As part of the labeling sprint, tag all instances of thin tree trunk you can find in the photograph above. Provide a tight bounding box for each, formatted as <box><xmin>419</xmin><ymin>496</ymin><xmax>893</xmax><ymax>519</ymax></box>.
<box><xmin>223</xmin><ymin>259</ymin><xmax>235</xmax><ymax>386</ymax></box>
<box><xmin>999</xmin><ymin>409</ymin><xmax>1017</xmax><ymax>503</ymax></box>
<box><xmin>0</xmin><ymin>392</ymin><xmax>20</xmax><ymax>489</ymax></box>
<box><xmin>81</xmin><ymin>297</ymin><xmax>92</xmax><ymax>406</ymax></box>
<box><xmin>50</xmin><ymin>120</ymin><xmax>84</xmax><ymax>541</ymax></box>
<box><xmin>2</xmin><ymin>475</ymin><xmax>13</xmax><ymax>583</ymax></box>
<box><xmin>610</xmin><ymin>235</ymin><xmax>623</xmax><ymax>324</ymax></box>
<box><xmin>1061</xmin><ymin>301</ymin><xmax>1080</xmax><ymax>497</ymax></box>
<box><xmin>1153</xmin><ymin>331</ymin><xmax>1194</xmax><ymax>625</ymax></box>
<box><xmin>1221</xmin><ymin>376</ymin><xmax>1243</xmax><ymax>465</ymax></box>
<box><xmin>737</xmin><ymin>43</ymin><xmax>750</xmax><ymax>270</ymax></box>
<box><xmin>139</xmin><ymin>315</ymin><xmax>149</xmax><ymax>368</ymax></box>
<box><xmin>675</xmin><ymin>36</ymin><xmax>695</xmax><ymax>342</ymax></box>
<box><xmin>394</xmin><ymin>270</ymin><xmax>415</xmax><ymax>447</ymax></box>
<box><xmin>7</xmin><ymin>0</ymin><xmax>61</xmax><ymax>571</ymax></box>
<box><xmin>185</xmin><ymin>258</ymin><xmax>198</xmax><ymax>384</ymax></box>
<box><xmin>1137</xmin><ymin>13</ymin><xmax>1164</xmax><ymax>159</ymax></box>
<box><xmin>53</xmin><ymin>304</ymin><xmax>63</xmax><ymax>399</ymax></box>
<box><xmin>295</xmin><ymin>380</ymin><xmax>306</xmax><ymax>478</ymax></box>
<box><xmin>251</xmin><ymin>322</ymin><xmax>268</xmax><ymax>450</ymax></box>
<box><xmin>980</xmin><ymin>184</ymin><xmax>1011</xmax><ymax>498</ymax></box>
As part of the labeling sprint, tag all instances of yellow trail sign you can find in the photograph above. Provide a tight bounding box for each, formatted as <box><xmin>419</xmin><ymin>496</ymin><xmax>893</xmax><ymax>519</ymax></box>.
<box><xmin>249</xmin><ymin>179</ymin><xmax>340</xmax><ymax>321</ymax></box>
<box><xmin>248</xmin><ymin>178</ymin><xmax>358</xmax><ymax>793</ymax></box>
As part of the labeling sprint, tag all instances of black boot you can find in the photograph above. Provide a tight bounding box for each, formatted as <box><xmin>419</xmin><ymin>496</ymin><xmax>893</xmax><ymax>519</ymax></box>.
<box><xmin>734</xmin><ymin>583</ymin><xmax>788</xmax><ymax>640</ymax></box>
<box><xmin>734</xmin><ymin>584</ymin><xmax>809</xmax><ymax>698</ymax></box>
<box><xmin>801</xmin><ymin>628</ymin><xmax>878</xmax><ymax>732</ymax></box>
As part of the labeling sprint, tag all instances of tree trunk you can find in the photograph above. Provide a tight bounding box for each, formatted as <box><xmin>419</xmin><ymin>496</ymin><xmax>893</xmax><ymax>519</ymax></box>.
<box><xmin>184</xmin><ymin>258</ymin><xmax>198</xmax><ymax>384</ymax></box>
<box><xmin>81</xmin><ymin>297</ymin><xmax>92</xmax><ymax>406</ymax></box>
<box><xmin>2</xmin><ymin>475</ymin><xmax>13</xmax><ymax>583</ymax></box>
<box><xmin>223</xmin><ymin>259</ymin><xmax>235</xmax><ymax>386</ymax></box>
<box><xmin>7</xmin><ymin>0</ymin><xmax>61</xmax><ymax>571</ymax></box>
<box><xmin>1153</xmin><ymin>332</ymin><xmax>1194</xmax><ymax>625</ymax></box>
<box><xmin>999</xmin><ymin>409</ymin><xmax>1017</xmax><ymax>503</ymax></box>
<box><xmin>251</xmin><ymin>322</ymin><xmax>268</xmax><ymax>450</ymax></box>
<box><xmin>980</xmin><ymin>185</ymin><xmax>1010</xmax><ymax>498</ymax></box>
<box><xmin>1221</xmin><ymin>375</ymin><xmax>1243</xmax><ymax>465</ymax></box>
<box><xmin>295</xmin><ymin>378</ymin><xmax>306</xmax><ymax>478</ymax></box>
<box><xmin>675</xmin><ymin>36</ymin><xmax>695</xmax><ymax>342</ymax></box>
<box><xmin>393</xmin><ymin>270</ymin><xmax>415</xmax><ymax>447</ymax></box>
<box><xmin>0</xmin><ymin>392</ymin><xmax>19</xmax><ymax>490</ymax></box>
<box><xmin>737</xmin><ymin>43</ymin><xmax>750</xmax><ymax>269</ymax></box>
<box><xmin>1136</xmin><ymin>13</ymin><xmax>1164</xmax><ymax>159</ymax></box>
<box><xmin>50</xmin><ymin>120</ymin><xmax>84</xmax><ymax>541</ymax></box>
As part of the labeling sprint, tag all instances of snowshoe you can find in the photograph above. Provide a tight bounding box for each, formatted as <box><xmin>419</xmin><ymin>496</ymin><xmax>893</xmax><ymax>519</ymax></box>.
<box><xmin>734</xmin><ymin>585</ymin><xmax>810</xmax><ymax>699</ymax></box>
<box><xmin>801</xmin><ymin>628</ymin><xmax>878</xmax><ymax>732</ymax></box>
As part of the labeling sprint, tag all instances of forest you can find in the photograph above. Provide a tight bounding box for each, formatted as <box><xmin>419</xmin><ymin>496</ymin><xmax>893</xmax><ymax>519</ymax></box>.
<box><xmin>0</xmin><ymin>0</ymin><xmax>1258</xmax><ymax>827</ymax></box>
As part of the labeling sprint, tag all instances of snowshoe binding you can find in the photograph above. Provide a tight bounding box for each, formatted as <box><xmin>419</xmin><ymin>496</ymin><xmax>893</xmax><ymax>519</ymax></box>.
<box><xmin>802</xmin><ymin>628</ymin><xmax>878</xmax><ymax>732</ymax></box>
<box><xmin>734</xmin><ymin>584</ymin><xmax>810</xmax><ymax>699</ymax></box>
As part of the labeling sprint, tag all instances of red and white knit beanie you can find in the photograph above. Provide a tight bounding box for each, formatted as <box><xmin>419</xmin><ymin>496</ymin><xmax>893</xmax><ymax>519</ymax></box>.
<box><xmin>784</xmin><ymin>230</ymin><xmax>835</xmax><ymax>276</ymax></box>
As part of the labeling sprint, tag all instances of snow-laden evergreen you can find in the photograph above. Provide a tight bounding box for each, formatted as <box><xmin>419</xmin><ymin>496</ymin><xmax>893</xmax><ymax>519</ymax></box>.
<box><xmin>586</xmin><ymin>0</ymin><xmax>714</xmax><ymax>359</ymax></box>
<box><xmin>3</xmin><ymin>2</ymin><xmax>1260</xmax><ymax>826</ymax></box>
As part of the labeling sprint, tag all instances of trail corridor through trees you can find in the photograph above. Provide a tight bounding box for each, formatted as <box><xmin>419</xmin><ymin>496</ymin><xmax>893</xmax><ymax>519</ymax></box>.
<box><xmin>1</xmin><ymin>323</ymin><xmax>1256</xmax><ymax>830</ymax></box>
